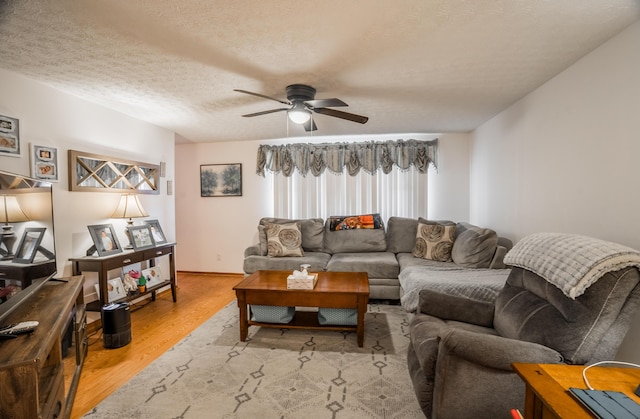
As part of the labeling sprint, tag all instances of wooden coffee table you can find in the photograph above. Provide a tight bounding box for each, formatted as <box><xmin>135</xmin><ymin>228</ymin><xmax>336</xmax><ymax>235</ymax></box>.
<box><xmin>233</xmin><ymin>270</ymin><xmax>370</xmax><ymax>347</ymax></box>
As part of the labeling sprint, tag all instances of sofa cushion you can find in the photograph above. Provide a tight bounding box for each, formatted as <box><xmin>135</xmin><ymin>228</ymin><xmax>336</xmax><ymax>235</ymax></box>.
<box><xmin>386</xmin><ymin>217</ymin><xmax>419</xmax><ymax>253</ymax></box>
<box><xmin>258</xmin><ymin>217</ymin><xmax>324</xmax><ymax>255</ymax></box>
<box><xmin>243</xmin><ymin>252</ymin><xmax>331</xmax><ymax>274</ymax></box>
<box><xmin>326</xmin><ymin>252</ymin><xmax>399</xmax><ymax>278</ymax></box>
<box><xmin>451</xmin><ymin>223</ymin><xmax>498</xmax><ymax>268</ymax></box>
<box><xmin>412</xmin><ymin>220</ymin><xmax>456</xmax><ymax>262</ymax></box>
<box><xmin>266</xmin><ymin>222</ymin><xmax>303</xmax><ymax>257</ymax></box>
<box><xmin>323</xmin><ymin>218</ymin><xmax>387</xmax><ymax>253</ymax></box>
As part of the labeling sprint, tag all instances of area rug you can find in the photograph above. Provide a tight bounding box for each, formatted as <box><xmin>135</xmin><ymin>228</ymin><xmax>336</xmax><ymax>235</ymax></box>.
<box><xmin>82</xmin><ymin>302</ymin><xmax>422</xmax><ymax>419</ymax></box>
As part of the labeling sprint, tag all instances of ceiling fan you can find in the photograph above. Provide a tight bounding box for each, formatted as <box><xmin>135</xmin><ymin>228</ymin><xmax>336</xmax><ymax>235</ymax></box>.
<box><xmin>234</xmin><ymin>84</ymin><xmax>368</xmax><ymax>132</ymax></box>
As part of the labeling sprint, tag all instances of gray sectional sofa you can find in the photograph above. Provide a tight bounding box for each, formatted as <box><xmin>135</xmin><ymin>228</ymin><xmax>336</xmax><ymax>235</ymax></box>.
<box><xmin>243</xmin><ymin>216</ymin><xmax>512</xmax><ymax>305</ymax></box>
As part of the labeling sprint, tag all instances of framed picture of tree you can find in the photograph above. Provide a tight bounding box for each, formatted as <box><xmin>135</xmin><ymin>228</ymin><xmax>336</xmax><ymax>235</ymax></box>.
<box><xmin>200</xmin><ymin>163</ymin><xmax>242</xmax><ymax>197</ymax></box>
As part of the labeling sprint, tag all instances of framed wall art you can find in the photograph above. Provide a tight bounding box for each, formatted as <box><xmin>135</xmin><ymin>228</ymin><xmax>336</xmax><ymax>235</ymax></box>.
<box><xmin>200</xmin><ymin>163</ymin><xmax>242</xmax><ymax>197</ymax></box>
<box><xmin>68</xmin><ymin>149</ymin><xmax>159</xmax><ymax>194</ymax></box>
<box><xmin>0</xmin><ymin>115</ymin><xmax>20</xmax><ymax>157</ymax></box>
<box><xmin>30</xmin><ymin>144</ymin><xmax>59</xmax><ymax>181</ymax></box>
<box><xmin>88</xmin><ymin>224</ymin><xmax>122</xmax><ymax>257</ymax></box>
<box><xmin>127</xmin><ymin>224</ymin><xmax>155</xmax><ymax>250</ymax></box>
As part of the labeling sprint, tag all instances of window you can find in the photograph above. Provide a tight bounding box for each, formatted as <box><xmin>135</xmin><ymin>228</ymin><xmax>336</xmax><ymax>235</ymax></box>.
<box><xmin>270</xmin><ymin>165</ymin><xmax>429</xmax><ymax>221</ymax></box>
<box><xmin>259</xmin><ymin>139</ymin><xmax>437</xmax><ymax>222</ymax></box>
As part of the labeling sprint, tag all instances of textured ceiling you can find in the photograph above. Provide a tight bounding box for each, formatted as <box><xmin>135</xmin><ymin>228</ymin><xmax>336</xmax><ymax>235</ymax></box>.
<box><xmin>0</xmin><ymin>0</ymin><xmax>638</xmax><ymax>143</ymax></box>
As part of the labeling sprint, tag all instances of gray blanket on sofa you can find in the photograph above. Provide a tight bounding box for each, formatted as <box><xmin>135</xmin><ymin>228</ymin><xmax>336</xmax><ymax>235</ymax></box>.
<box><xmin>504</xmin><ymin>232</ymin><xmax>640</xmax><ymax>299</ymax></box>
<box><xmin>399</xmin><ymin>264</ymin><xmax>511</xmax><ymax>312</ymax></box>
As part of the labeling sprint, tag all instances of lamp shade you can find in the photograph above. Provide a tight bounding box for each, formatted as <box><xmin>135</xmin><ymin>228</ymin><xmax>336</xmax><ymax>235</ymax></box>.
<box><xmin>111</xmin><ymin>194</ymin><xmax>148</xmax><ymax>219</ymax></box>
<box><xmin>0</xmin><ymin>195</ymin><xmax>30</xmax><ymax>223</ymax></box>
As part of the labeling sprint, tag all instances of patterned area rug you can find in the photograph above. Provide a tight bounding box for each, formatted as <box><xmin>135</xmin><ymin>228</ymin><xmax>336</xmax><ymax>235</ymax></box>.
<box><xmin>82</xmin><ymin>301</ymin><xmax>422</xmax><ymax>419</ymax></box>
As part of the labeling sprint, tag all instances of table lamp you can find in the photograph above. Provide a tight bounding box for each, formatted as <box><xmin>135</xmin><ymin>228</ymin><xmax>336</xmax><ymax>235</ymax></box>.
<box><xmin>0</xmin><ymin>195</ymin><xmax>30</xmax><ymax>260</ymax></box>
<box><xmin>111</xmin><ymin>194</ymin><xmax>148</xmax><ymax>249</ymax></box>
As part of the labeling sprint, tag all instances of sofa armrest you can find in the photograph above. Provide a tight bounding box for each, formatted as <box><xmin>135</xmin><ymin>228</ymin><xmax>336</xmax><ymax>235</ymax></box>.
<box><xmin>244</xmin><ymin>244</ymin><xmax>262</xmax><ymax>257</ymax></box>
<box><xmin>418</xmin><ymin>289</ymin><xmax>495</xmax><ymax>327</ymax></box>
<box><xmin>439</xmin><ymin>328</ymin><xmax>564</xmax><ymax>371</ymax></box>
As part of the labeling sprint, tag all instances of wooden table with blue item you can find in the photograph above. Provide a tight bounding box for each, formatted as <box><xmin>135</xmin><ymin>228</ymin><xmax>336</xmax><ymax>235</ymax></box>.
<box><xmin>233</xmin><ymin>270</ymin><xmax>370</xmax><ymax>347</ymax></box>
<box><xmin>513</xmin><ymin>363</ymin><xmax>640</xmax><ymax>419</ymax></box>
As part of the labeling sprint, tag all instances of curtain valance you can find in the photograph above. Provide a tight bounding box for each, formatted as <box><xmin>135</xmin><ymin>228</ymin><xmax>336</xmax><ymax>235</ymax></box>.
<box><xmin>256</xmin><ymin>139</ymin><xmax>437</xmax><ymax>177</ymax></box>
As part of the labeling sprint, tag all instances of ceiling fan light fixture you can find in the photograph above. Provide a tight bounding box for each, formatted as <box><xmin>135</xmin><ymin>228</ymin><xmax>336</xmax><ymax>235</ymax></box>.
<box><xmin>288</xmin><ymin>102</ymin><xmax>311</xmax><ymax>124</ymax></box>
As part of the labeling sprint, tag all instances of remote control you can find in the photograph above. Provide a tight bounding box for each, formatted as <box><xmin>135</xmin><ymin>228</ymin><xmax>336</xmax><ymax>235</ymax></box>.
<box><xmin>0</xmin><ymin>321</ymin><xmax>39</xmax><ymax>336</ymax></box>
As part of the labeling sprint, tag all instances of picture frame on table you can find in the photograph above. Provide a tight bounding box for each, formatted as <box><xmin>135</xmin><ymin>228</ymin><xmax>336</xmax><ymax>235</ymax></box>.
<box><xmin>94</xmin><ymin>277</ymin><xmax>126</xmax><ymax>302</ymax></box>
<box><xmin>200</xmin><ymin>163</ymin><xmax>242</xmax><ymax>197</ymax></box>
<box><xmin>127</xmin><ymin>225</ymin><xmax>155</xmax><ymax>250</ymax></box>
<box><xmin>0</xmin><ymin>115</ymin><xmax>20</xmax><ymax>157</ymax></box>
<box><xmin>30</xmin><ymin>144</ymin><xmax>59</xmax><ymax>181</ymax></box>
<box><xmin>143</xmin><ymin>219</ymin><xmax>167</xmax><ymax>244</ymax></box>
<box><xmin>88</xmin><ymin>224</ymin><xmax>122</xmax><ymax>257</ymax></box>
<box><xmin>142</xmin><ymin>266</ymin><xmax>164</xmax><ymax>287</ymax></box>
<box><xmin>13</xmin><ymin>227</ymin><xmax>46</xmax><ymax>263</ymax></box>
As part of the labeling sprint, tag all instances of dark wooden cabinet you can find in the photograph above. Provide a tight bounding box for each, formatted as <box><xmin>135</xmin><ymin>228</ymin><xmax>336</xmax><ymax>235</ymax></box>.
<box><xmin>0</xmin><ymin>276</ymin><xmax>86</xmax><ymax>419</ymax></box>
<box><xmin>69</xmin><ymin>242</ymin><xmax>177</xmax><ymax>311</ymax></box>
<box><xmin>0</xmin><ymin>259</ymin><xmax>56</xmax><ymax>289</ymax></box>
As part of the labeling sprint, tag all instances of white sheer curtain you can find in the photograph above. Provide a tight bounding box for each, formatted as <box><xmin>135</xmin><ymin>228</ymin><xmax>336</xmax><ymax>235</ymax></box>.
<box><xmin>270</xmin><ymin>166</ymin><xmax>428</xmax><ymax>222</ymax></box>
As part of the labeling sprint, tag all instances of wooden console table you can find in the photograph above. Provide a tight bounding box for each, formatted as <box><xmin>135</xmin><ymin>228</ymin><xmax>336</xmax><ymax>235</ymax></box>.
<box><xmin>0</xmin><ymin>276</ymin><xmax>86</xmax><ymax>419</ymax></box>
<box><xmin>70</xmin><ymin>242</ymin><xmax>177</xmax><ymax>311</ymax></box>
<box><xmin>513</xmin><ymin>363</ymin><xmax>640</xmax><ymax>419</ymax></box>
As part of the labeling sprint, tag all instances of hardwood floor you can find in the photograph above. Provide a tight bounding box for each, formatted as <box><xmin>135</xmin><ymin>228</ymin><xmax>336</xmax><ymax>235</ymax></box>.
<box><xmin>69</xmin><ymin>272</ymin><xmax>241</xmax><ymax>419</ymax></box>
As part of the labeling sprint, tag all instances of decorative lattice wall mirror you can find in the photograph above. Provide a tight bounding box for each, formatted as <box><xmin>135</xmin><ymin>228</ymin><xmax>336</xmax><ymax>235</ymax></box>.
<box><xmin>68</xmin><ymin>150</ymin><xmax>160</xmax><ymax>194</ymax></box>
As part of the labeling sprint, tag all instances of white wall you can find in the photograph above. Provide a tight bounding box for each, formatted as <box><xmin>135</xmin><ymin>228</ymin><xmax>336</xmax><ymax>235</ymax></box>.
<box><xmin>470</xmin><ymin>21</ymin><xmax>640</xmax><ymax>362</ymax></box>
<box><xmin>0</xmin><ymin>69</ymin><xmax>176</xmax><ymax>301</ymax></box>
<box><xmin>175</xmin><ymin>132</ymin><xmax>470</xmax><ymax>273</ymax></box>
<box><xmin>428</xmin><ymin>133</ymin><xmax>470</xmax><ymax>222</ymax></box>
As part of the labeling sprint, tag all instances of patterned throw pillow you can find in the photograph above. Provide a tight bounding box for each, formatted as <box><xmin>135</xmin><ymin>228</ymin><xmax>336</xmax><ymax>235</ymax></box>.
<box><xmin>412</xmin><ymin>221</ymin><xmax>456</xmax><ymax>262</ymax></box>
<box><xmin>266</xmin><ymin>222</ymin><xmax>304</xmax><ymax>257</ymax></box>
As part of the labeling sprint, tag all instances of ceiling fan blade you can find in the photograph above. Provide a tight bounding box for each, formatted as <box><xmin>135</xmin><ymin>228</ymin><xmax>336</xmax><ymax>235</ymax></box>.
<box><xmin>241</xmin><ymin>108</ymin><xmax>289</xmax><ymax>117</ymax></box>
<box><xmin>313</xmin><ymin>107</ymin><xmax>369</xmax><ymax>124</ymax></box>
<box><xmin>234</xmin><ymin>89</ymin><xmax>290</xmax><ymax>105</ymax></box>
<box><xmin>305</xmin><ymin>98</ymin><xmax>348</xmax><ymax>108</ymax></box>
<box><xmin>303</xmin><ymin>118</ymin><xmax>318</xmax><ymax>132</ymax></box>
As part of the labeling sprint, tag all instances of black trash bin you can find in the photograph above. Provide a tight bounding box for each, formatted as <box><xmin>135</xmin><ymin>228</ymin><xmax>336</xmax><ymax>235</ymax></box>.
<box><xmin>101</xmin><ymin>302</ymin><xmax>131</xmax><ymax>348</ymax></box>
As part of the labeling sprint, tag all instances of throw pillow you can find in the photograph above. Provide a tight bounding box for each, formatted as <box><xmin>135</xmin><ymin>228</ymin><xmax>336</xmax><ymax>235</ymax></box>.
<box><xmin>412</xmin><ymin>221</ymin><xmax>456</xmax><ymax>262</ymax></box>
<box><xmin>258</xmin><ymin>217</ymin><xmax>324</xmax><ymax>253</ymax></box>
<box><xmin>451</xmin><ymin>224</ymin><xmax>498</xmax><ymax>268</ymax></box>
<box><xmin>328</xmin><ymin>214</ymin><xmax>383</xmax><ymax>231</ymax></box>
<box><xmin>266</xmin><ymin>222</ymin><xmax>304</xmax><ymax>257</ymax></box>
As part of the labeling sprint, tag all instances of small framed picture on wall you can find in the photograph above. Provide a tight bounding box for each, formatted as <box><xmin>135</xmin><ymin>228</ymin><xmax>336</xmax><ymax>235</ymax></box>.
<box><xmin>30</xmin><ymin>144</ymin><xmax>59</xmax><ymax>181</ymax></box>
<box><xmin>200</xmin><ymin>163</ymin><xmax>242</xmax><ymax>197</ymax></box>
<box><xmin>0</xmin><ymin>115</ymin><xmax>20</xmax><ymax>157</ymax></box>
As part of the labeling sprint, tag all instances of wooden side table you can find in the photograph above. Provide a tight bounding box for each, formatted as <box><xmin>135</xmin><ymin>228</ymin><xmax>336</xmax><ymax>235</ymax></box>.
<box><xmin>513</xmin><ymin>363</ymin><xmax>640</xmax><ymax>419</ymax></box>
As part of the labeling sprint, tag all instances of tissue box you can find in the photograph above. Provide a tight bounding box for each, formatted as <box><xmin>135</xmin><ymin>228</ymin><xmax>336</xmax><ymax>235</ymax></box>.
<box><xmin>287</xmin><ymin>273</ymin><xmax>318</xmax><ymax>290</ymax></box>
